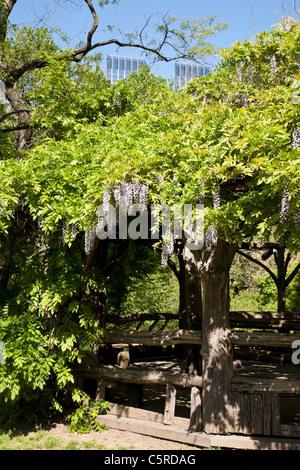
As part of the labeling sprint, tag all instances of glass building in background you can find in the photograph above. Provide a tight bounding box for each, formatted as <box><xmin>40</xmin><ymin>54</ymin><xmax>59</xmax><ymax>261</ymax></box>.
<box><xmin>106</xmin><ymin>55</ymin><xmax>147</xmax><ymax>83</ymax></box>
<box><xmin>174</xmin><ymin>62</ymin><xmax>211</xmax><ymax>88</ymax></box>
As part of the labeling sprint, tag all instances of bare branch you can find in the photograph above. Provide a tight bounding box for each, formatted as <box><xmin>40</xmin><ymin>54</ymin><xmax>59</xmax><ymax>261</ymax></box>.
<box><xmin>167</xmin><ymin>258</ymin><xmax>180</xmax><ymax>281</ymax></box>
<box><xmin>138</xmin><ymin>13</ymin><xmax>155</xmax><ymax>48</ymax></box>
<box><xmin>284</xmin><ymin>252</ymin><xmax>292</xmax><ymax>273</ymax></box>
<box><xmin>285</xmin><ymin>261</ymin><xmax>300</xmax><ymax>288</ymax></box>
<box><xmin>0</xmin><ymin>123</ymin><xmax>36</xmax><ymax>133</ymax></box>
<box><xmin>75</xmin><ymin>0</ymin><xmax>99</xmax><ymax>61</ymax></box>
<box><xmin>0</xmin><ymin>109</ymin><xmax>31</xmax><ymax>124</ymax></box>
<box><xmin>72</xmin><ymin>37</ymin><xmax>182</xmax><ymax>63</ymax></box>
<box><xmin>4</xmin><ymin>0</ymin><xmax>218</xmax><ymax>86</ymax></box>
<box><xmin>250</xmin><ymin>0</ymin><xmax>257</xmax><ymax>35</ymax></box>
<box><xmin>237</xmin><ymin>249</ymin><xmax>278</xmax><ymax>285</ymax></box>
<box><xmin>293</xmin><ymin>0</ymin><xmax>300</xmax><ymax>17</ymax></box>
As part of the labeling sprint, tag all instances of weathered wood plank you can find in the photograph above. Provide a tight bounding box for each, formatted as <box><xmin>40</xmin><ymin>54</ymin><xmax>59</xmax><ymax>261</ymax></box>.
<box><xmin>107</xmin><ymin>402</ymin><xmax>189</xmax><ymax>427</ymax></box>
<box><xmin>189</xmin><ymin>387</ymin><xmax>202</xmax><ymax>431</ymax></box>
<box><xmin>271</xmin><ymin>393</ymin><xmax>281</xmax><ymax>436</ymax></box>
<box><xmin>231</xmin><ymin>374</ymin><xmax>300</xmax><ymax>395</ymax></box>
<box><xmin>76</xmin><ymin>363</ymin><xmax>203</xmax><ymax>388</ymax></box>
<box><xmin>229</xmin><ymin>392</ymin><xmax>281</xmax><ymax>436</ymax></box>
<box><xmin>102</xmin><ymin>329</ymin><xmax>202</xmax><ymax>346</ymax></box>
<box><xmin>96</xmin><ymin>414</ymin><xmax>300</xmax><ymax>449</ymax></box>
<box><xmin>102</xmin><ymin>328</ymin><xmax>300</xmax><ymax>348</ymax></box>
<box><xmin>75</xmin><ymin>355</ymin><xmax>300</xmax><ymax>395</ymax></box>
<box><xmin>230</xmin><ymin>311</ymin><xmax>300</xmax><ymax>332</ymax></box>
<box><xmin>231</xmin><ymin>330</ymin><xmax>300</xmax><ymax>348</ymax></box>
<box><xmin>105</xmin><ymin>313</ymin><xmax>180</xmax><ymax>326</ymax></box>
<box><xmin>163</xmin><ymin>384</ymin><xmax>176</xmax><ymax>425</ymax></box>
<box><xmin>95</xmin><ymin>379</ymin><xmax>106</xmax><ymax>400</ymax></box>
<box><xmin>77</xmin><ymin>364</ymin><xmax>300</xmax><ymax>394</ymax></box>
<box><xmin>233</xmin><ymin>348</ymin><xmax>292</xmax><ymax>366</ymax></box>
<box><xmin>262</xmin><ymin>393</ymin><xmax>272</xmax><ymax>436</ymax></box>
<box><xmin>105</xmin><ymin>311</ymin><xmax>300</xmax><ymax>331</ymax></box>
<box><xmin>250</xmin><ymin>394</ymin><xmax>263</xmax><ymax>435</ymax></box>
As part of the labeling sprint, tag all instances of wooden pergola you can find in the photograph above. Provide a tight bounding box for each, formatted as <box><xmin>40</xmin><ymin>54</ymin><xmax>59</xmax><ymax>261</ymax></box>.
<box><xmin>74</xmin><ymin>309</ymin><xmax>300</xmax><ymax>444</ymax></box>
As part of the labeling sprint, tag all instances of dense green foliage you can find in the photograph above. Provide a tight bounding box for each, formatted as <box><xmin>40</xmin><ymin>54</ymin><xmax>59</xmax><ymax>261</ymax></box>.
<box><xmin>67</xmin><ymin>397</ymin><xmax>110</xmax><ymax>434</ymax></box>
<box><xmin>108</xmin><ymin>246</ymin><xmax>179</xmax><ymax>316</ymax></box>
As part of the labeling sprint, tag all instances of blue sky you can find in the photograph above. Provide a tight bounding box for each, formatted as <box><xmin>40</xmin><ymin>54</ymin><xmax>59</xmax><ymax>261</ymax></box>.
<box><xmin>9</xmin><ymin>0</ymin><xmax>298</xmax><ymax>80</ymax></box>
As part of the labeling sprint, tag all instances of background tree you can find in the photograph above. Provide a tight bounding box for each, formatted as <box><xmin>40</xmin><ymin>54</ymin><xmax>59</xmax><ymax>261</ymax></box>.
<box><xmin>237</xmin><ymin>244</ymin><xmax>300</xmax><ymax>311</ymax></box>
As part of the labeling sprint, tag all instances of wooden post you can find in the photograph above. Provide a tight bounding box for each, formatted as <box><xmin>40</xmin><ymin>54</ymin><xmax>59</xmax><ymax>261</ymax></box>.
<box><xmin>95</xmin><ymin>379</ymin><xmax>106</xmax><ymax>400</ymax></box>
<box><xmin>189</xmin><ymin>387</ymin><xmax>202</xmax><ymax>431</ymax></box>
<box><xmin>126</xmin><ymin>384</ymin><xmax>143</xmax><ymax>408</ymax></box>
<box><xmin>117</xmin><ymin>347</ymin><xmax>130</xmax><ymax>368</ymax></box>
<box><xmin>164</xmin><ymin>384</ymin><xmax>177</xmax><ymax>425</ymax></box>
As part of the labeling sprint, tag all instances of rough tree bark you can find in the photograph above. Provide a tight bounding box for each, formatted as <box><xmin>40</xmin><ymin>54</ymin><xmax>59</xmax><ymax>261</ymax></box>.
<box><xmin>200</xmin><ymin>237</ymin><xmax>238</xmax><ymax>434</ymax></box>
<box><xmin>178</xmin><ymin>243</ymin><xmax>202</xmax><ymax>375</ymax></box>
<box><xmin>4</xmin><ymin>85</ymin><xmax>32</xmax><ymax>151</ymax></box>
<box><xmin>167</xmin><ymin>241</ymin><xmax>202</xmax><ymax>375</ymax></box>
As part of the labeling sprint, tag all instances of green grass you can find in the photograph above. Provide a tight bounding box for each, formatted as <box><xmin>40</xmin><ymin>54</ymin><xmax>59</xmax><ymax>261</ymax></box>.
<box><xmin>0</xmin><ymin>430</ymin><xmax>108</xmax><ymax>450</ymax></box>
<box><xmin>116</xmin><ymin>445</ymin><xmax>135</xmax><ymax>450</ymax></box>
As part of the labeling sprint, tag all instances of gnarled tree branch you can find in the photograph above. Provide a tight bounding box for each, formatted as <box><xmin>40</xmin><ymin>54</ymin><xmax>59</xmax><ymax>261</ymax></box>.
<box><xmin>237</xmin><ymin>249</ymin><xmax>278</xmax><ymax>285</ymax></box>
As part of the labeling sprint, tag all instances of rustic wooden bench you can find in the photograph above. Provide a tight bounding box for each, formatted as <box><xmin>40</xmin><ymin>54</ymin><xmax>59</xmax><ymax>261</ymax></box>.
<box><xmin>73</xmin><ymin>312</ymin><xmax>300</xmax><ymax>437</ymax></box>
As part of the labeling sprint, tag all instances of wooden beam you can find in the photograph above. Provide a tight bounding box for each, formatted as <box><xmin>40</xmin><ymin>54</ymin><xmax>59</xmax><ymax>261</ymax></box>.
<box><xmin>102</xmin><ymin>328</ymin><xmax>300</xmax><ymax>348</ymax></box>
<box><xmin>96</xmin><ymin>414</ymin><xmax>300</xmax><ymax>449</ymax></box>
<box><xmin>75</xmin><ymin>359</ymin><xmax>300</xmax><ymax>395</ymax></box>
<box><xmin>105</xmin><ymin>313</ymin><xmax>180</xmax><ymax>325</ymax></box>
<box><xmin>75</xmin><ymin>363</ymin><xmax>203</xmax><ymax>388</ymax></box>
<box><xmin>231</xmin><ymin>366</ymin><xmax>300</xmax><ymax>394</ymax></box>
<box><xmin>230</xmin><ymin>311</ymin><xmax>300</xmax><ymax>331</ymax></box>
<box><xmin>231</xmin><ymin>330</ymin><xmax>300</xmax><ymax>348</ymax></box>
<box><xmin>106</xmin><ymin>311</ymin><xmax>300</xmax><ymax>331</ymax></box>
<box><xmin>102</xmin><ymin>329</ymin><xmax>202</xmax><ymax>346</ymax></box>
<box><xmin>107</xmin><ymin>402</ymin><xmax>189</xmax><ymax>427</ymax></box>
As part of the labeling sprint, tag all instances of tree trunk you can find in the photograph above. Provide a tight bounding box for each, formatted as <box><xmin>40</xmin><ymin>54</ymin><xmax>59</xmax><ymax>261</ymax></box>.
<box><xmin>5</xmin><ymin>84</ymin><xmax>32</xmax><ymax>151</ymax></box>
<box><xmin>178</xmin><ymin>243</ymin><xmax>202</xmax><ymax>375</ymax></box>
<box><xmin>0</xmin><ymin>233</ymin><xmax>11</xmax><ymax>291</ymax></box>
<box><xmin>91</xmin><ymin>240</ymin><xmax>109</xmax><ymax>329</ymax></box>
<box><xmin>200</xmin><ymin>238</ymin><xmax>238</xmax><ymax>434</ymax></box>
<box><xmin>275</xmin><ymin>247</ymin><xmax>287</xmax><ymax>312</ymax></box>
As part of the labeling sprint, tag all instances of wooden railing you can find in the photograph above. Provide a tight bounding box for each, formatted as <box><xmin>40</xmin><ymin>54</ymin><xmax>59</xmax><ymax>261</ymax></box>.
<box><xmin>102</xmin><ymin>327</ymin><xmax>300</xmax><ymax>348</ymax></box>
<box><xmin>105</xmin><ymin>311</ymin><xmax>300</xmax><ymax>332</ymax></box>
<box><xmin>105</xmin><ymin>313</ymin><xmax>179</xmax><ymax>331</ymax></box>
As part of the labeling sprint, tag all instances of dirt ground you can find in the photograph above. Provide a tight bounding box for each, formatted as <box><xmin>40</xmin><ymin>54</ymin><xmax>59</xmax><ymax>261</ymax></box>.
<box><xmin>23</xmin><ymin>420</ymin><xmax>201</xmax><ymax>451</ymax></box>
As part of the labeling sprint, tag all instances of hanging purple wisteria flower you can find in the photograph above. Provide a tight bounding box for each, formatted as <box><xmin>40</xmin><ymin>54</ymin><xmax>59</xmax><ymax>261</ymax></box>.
<box><xmin>280</xmin><ymin>187</ymin><xmax>290</xmax><ymax>224</ymax></box>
